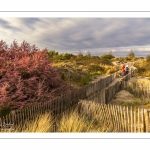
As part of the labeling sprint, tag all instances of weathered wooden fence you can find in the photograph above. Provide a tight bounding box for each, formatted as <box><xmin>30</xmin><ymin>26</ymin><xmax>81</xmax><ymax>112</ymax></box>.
<box><xmin>77</xmin><ymin>100</ymin><xmax>149</xmax><ymax>132</ymax></box>
<box><xmin>0</xmin><ymin>93</ymin><xmax>80</xmax><ymax>131</ymax></box>
<box><xmin>0</xmin><ymin>68</ymin><xmax>140</xmax><ymax>131</ymax></box>
<box><xmin>86</xmin><ymin>69</ymin><xmax>137</xmax><ymax>104</ymax></box>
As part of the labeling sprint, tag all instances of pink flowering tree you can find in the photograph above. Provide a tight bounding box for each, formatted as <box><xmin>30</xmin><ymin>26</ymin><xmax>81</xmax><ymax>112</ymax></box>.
<box><xmin>0</xmin><ymin>40</ymin><xmax>72</xmax><ymax>111</ymax></box>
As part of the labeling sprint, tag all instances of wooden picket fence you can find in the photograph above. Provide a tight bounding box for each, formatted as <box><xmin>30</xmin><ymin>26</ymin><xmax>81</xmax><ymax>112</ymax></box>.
<box><xmin>0</xmin><ymin>95</ymin><xmax>78</xmax><ymax>131</ymax></box>
<box><xmin>0</xmin><ymin>71</ymin><xmax>120</xmax><ymax>129</ymax></box>
<box><xmin>77</xmin><ymin>100</ymin><xmax>149</xmax><ymax>132</ymax></box>
<box><xmin>0</xmin><ymin>68</ymin><xmax>141</xmax><ymax>132</ymax></box>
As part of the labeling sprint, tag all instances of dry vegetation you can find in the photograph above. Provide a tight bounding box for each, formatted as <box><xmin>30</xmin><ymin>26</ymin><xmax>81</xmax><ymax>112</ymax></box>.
<box><xmin>49</xmin><ymin>51</ymin><xmax>119</xmax><ymax>87</ymax></box>
<box><xmin>3</xmin><ymin>99</ymin><xmax>147</xmax><ymax>133</ymax></box>
<box><xmin>1</xmin><ymin>41</ymin><xmax>150</xmax><ymax>133</ymax></box>
<box><xmin>2</xmin><ymin>102</ymin><xmax>118</xmax><ymax>133</ymax></box>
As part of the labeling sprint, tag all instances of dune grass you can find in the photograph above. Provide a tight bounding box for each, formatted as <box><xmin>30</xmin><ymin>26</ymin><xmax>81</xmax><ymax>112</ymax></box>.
<box><xmin>1</xmin><ymin>103</ymin><xmax>115</xmax><ymax>133</ymax></box>
<box><xmin>13</xmin><ymin>112</ymin><xmax>54</xmax><ymax>132</ymax></box>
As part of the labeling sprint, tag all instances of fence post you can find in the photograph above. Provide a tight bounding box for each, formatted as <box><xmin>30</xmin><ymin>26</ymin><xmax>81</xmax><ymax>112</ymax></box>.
<box><xmin>141</xmin><ymin>108</ymin><xmax>144</xmax><ymax>132</ymax></box>
<box><xmin>130</xmin><ymin>106</ymin><xmax>133</xmax><ymax>132</ymax></box>
<box><xmin>144</xmin><ymin>109</ymin><xmax>149</xmax><ymax>132</ymax></box>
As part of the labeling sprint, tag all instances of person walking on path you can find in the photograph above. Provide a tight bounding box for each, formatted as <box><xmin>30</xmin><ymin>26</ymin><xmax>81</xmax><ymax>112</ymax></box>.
<box><xmin>125</xmin><ymin>64</ymin><xmax>129</xmax><ymax>75</ymax></box>
<box><xmin>121</xmin><ymin>64</ymin><xmax>126</xmax><ymax>76</ymax></box>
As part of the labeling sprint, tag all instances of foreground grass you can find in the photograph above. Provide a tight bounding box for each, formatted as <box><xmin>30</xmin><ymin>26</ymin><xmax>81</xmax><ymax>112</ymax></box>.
<box><xmin>1</xmin><ymin>107</ymin><xmax>114</xmax><ymax>133</ymax></box>
<box><xmin>1</xmin><ymin>100</ymin><xmax>148</xmax><ymax>133</ymax></box>
<box><xmin>56</xmin><ymin>109</ymin><xmax>113</xmax><ymax>132</ymax></box>
<box><xmin>15</xmin><ymin>113</ymin><xmax>54</xmax><ymax>132</ymax></box>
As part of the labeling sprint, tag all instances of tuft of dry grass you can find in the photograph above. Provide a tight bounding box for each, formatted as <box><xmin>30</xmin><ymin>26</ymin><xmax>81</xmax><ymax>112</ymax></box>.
<box><xmin>57</xmin><ymin>110</ymin><xmax>93</xmax><ymax>132</ymax></box>
<box><xmin>14</xmin><ymin>112</ymin><xmax>54</xmax><ymax>132</ymax></box>
<box><xmin>137</xmin><ymin>78</ymin><xmax>150</xmax><ymax>86</ymax></box>
<box><xmin>56</xmin><ymin>108</ymin><xmax>113</xmax><ymax>132</ymax></box>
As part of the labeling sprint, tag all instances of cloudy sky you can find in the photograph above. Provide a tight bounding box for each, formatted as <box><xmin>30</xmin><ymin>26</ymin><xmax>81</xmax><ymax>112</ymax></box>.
<box><xmin>1</xmin><ymin>18</ymin><xmax>150</xmax><ymax>57</ymax></box>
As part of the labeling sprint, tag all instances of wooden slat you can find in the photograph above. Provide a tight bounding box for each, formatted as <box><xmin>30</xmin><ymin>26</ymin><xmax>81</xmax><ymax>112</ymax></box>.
<box><xmin>0</xmin><ymin>117</ymin><xmax>2</xmax><ymax>131</ymax></box>
<box><xmin>27</xmin><ymin>107</ymin><xmax>30</xmax><ymax>121</ymax></box>
<box><xmin>110</xmin><ymin>105</ymin><xmax>116</xmax><ymax>130</ymax></box>
<box><xmin>14</xmin><ymin>111</ymin><xmax>18</xmax><ymax>126</ymax></box>
<box><xmin>100</xmin><ymin>104</ymin><xmax>105</xmax><ymax>125</ymax></box>
<box><xmin>31</xmin><ymin>105</ymin><xmax>35</xmax><ymax>119</ymax></box>
<box><xmin>126</xmin><ymin>106</ymin><xmax>130</xmax><ymax>132</ymax></box>
<box><xmin>42</xmin><ymin>102</ymin><xmax>45</xmax><ymax>114</ymax></box>
<box><xmin>122</xmin><ymin>106</ymin><xmax>127</xmax><ymax>132</ymax></box>
<box><xmin>32</xmin><ymin>104</ymin><xmax>36</xmax><ymax>120</ymax></box>
<box><xmin>113</xmin><ymin>105</ymin><xmax>118</xmax><ymax>132</ymax></box>
<box><xmin>8</xmin><ymin>113</ymin><xmax>11</xmax><ymax>125</ymax></box>
<box><xmin>5</xmin><ymin>115</ymin><xmax>9</xmax><ymax>126</ymax></box>
<box><xmin>116</xmin><ymin>105</ymin><xmax>121</xmax><ymax>131</ymax></box>
<box><xmin>114</xmin><ymin>105</ymin><xmax>118</xmax><ymax>131</ymax></box>
<box><xmin>104</xmin><ymin>104</ymin><xmax>110</xmax><ymax>129</ymax></box>
<box><xmin>134</xmin><ymin>107</ymin><xmax>137</xmax><ymax>132</ymax></box>
<box><xmin>18</xmin><ymin>110</ymin><xmax>22</xmax><ymax>126</ymax></box>
<box><xmin>1</xmin><ymin>116</ymin><xmax>5</xmax><ymax>131</ymax></box>
<box><xmin>120</xmin><ymin>105</ymin><xmax>124</xmax><ymax>132</ymax></box>
<box><xmin>98</xmin><ymin>104</ymin><xmax>103</xmax><ymax>124</ymax></box>
<box><xmin>138</xmin><ymin>107</ymin><xmax>140</xmax><ymax>132</ymax></box>
<box><xmin>141</xmin><ymin>108</ymin><xmax>144</xmax><ymax>132</ymax></box>
<box><xmin>107</xmin><ymin>104</ymin><xmax>112</xmax><ymax>130</ymax></box>
<box><xmin>103</xmin><ymin>104</ymin><xmax>109</xmax><ymax>127</ymax></box>
<box><xmin>38</xmin><ymin>103</ymin><xmax>41</xmax><ymax>115</ymax></box>
<box><xmin>130</xmin><ymin>106</ymin><xmax>133</xmax><ymax>132</ymax></box>
<box><xmin>21</xmin><ymin>109</ymin><xmax>25</xmax><ymax>124</ymax></box>
<box><xmin>144</xmin><ymin>109</ymin><xmax>149</xmax><ymax>132</ymax></box>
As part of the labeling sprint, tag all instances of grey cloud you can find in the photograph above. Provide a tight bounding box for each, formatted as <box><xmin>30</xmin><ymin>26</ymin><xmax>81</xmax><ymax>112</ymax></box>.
<box><xmin>1</xmin><ymin>18</ymin><xmax>150</xmax><ymax>57</ymax></box>
<box><xmin>18</xmin><ymin>18</ymin><xmax>41</xmax><ymax>30</ymax></box>
<box><xmin>0</xmin><ymin>19</ymin><xmax>20</xmax><ymax>31</ymax></box>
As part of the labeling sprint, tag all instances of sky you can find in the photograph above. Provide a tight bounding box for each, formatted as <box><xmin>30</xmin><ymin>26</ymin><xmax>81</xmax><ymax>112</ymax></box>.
<box><xmin>1</xmin><ymin>18</ymin><xmax>150</xmax><ymax>57</ymax></box>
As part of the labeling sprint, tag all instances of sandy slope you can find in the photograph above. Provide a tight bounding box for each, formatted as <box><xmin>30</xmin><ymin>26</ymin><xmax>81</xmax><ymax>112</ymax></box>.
<box><xmin>109</xmin><ymin>89</ymin><xmax>150</xmax><ymax>110</ymax></box>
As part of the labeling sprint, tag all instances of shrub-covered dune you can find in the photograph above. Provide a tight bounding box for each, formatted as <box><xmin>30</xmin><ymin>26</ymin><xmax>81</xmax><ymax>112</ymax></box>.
<box><xmin>0</xmin><ymin>40</ymin><xmax>73</xmax><ymax>112</ymax></box>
